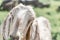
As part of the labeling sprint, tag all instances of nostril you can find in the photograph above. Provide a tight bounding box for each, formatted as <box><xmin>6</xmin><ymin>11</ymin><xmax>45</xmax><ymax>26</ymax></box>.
<box><xmin>10</xmin><ymin>35</ymin><xmax>12</xmax><ymax>37</ymax></box>
<box><xmin>10</xmin><ymin>35</ymin><xmax>13</xmax><ymax>39</ymax></box>
<box><xmin>10</xmin><ymin>35</ymin><xmax>14</xmax><ymax>38</ymax></box>
<box><xmin>10</xmin><ymin>35</ymin><xmax>19</xmax><ymax>40</ymax></box>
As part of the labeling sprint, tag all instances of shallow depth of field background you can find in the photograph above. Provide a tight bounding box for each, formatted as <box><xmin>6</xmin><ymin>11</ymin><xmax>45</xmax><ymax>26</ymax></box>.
<box><xmin>0</xmin><ymin>0</ymin><xmax>60</xmax><ymax>40</ymax></box>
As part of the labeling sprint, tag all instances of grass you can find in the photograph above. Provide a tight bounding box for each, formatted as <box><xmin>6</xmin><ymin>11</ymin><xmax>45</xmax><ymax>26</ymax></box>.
<box><xmin>0</xmin><ymin>11</ymin><xmax>8</xmax><ymax>24</ymax></box>
<box><xmin>0</xmin><ymin>0</ymin><xmax>8</xmax><ymax>24</ymax></box>
<box><xmin>0</xmin><ymin>0</ymin><xmax>60</xmax><ymax>40</ymax></box>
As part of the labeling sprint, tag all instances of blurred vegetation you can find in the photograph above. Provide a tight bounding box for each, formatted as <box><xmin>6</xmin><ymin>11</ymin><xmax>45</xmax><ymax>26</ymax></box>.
<box><xmin>0</xmin><ymin>0</ymin><xmax>60</xmax><ymax>40</ymax></box>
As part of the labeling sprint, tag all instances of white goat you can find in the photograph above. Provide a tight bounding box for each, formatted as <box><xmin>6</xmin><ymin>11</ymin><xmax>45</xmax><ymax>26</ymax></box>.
<box><xmin>1</xmin><ymin>3</ymin><xmax>35</xmax><ymax>40</ymax></box>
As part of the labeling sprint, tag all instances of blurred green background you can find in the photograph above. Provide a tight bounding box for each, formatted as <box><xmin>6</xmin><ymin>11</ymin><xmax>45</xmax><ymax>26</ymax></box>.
<box><xmin>0</xmin><ymin>0</ymin><xmax>60</xmax><ymax>40</ymax></box>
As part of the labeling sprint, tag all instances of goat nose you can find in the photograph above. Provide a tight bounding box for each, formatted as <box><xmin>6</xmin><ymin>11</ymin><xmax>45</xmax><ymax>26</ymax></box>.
<box><xmin>10</xmin><ymin>35</ymin><xmax>19</xmax><ymax>40</ymax></box>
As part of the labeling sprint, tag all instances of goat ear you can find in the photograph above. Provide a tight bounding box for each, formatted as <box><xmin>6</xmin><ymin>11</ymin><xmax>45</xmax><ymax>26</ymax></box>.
<box><xmin>30</xmin><ymin>17</ymin><xmax>52</xmax><ymax>40</ymax></box>
<box><xmin>37</xmin><ymin>17</ymin><xmax>52</xmax><ymax>40</ymax></box>
<box><xmin>30</xmin><ymin>19</ymin><xmax>38</xmax><ymax>40</ymax></box>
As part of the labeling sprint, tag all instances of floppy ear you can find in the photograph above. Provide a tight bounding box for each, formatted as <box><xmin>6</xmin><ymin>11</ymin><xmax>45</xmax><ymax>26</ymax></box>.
<box><xmin>30</xmin><ymin>17</ymin><xmax>52</xmax><ymax>40</ymax></box>
<box><xmin>30</xmin><ymin>19</ymin><xmax>39</xmax><ymax>40</ymax></box>
<box><xmin>37</xmin><ymin>17</ymin><xmax>52</xmax><ymax>40</ymax></box>
<box><xmin>0</xmin><ymin>9</ymin><xmax>15</xmax><ymax>40</ymax></box>
<box><xmin>0</xmin><ymin>3</ymin><xmax>25</xmax><ymax>40</ymax></box>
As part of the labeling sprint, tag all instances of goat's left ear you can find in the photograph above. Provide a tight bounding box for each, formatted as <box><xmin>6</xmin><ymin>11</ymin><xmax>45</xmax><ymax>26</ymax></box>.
<box><xmin>44</xmin><ymin>19</ymin><xmax>51</xmax><ymax>30</ymax></box>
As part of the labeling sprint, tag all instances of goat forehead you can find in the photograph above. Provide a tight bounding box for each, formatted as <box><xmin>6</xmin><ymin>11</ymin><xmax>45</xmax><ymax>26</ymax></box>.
<box><xmin>17</xmin><ymin>9</ymin><xmax>27</xmax><ymax>18</ymax></box>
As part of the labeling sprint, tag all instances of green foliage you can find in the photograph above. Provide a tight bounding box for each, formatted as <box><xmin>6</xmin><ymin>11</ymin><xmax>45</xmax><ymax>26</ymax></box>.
<box><xmin>54</xmin><ymin>0</ymin><xmax>60</xmax><ymax>1</ymax></box>
<box><xmin>0</xmin><ymin>11</ymin><xmax>8</xmax><ymax>25</ymax></box>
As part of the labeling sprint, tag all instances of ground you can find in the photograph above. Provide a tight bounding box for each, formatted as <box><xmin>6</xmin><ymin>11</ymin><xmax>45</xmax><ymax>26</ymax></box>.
<box><xmin>0</xmin><ymin>0</ymin><xmax>60</xmax><ymax>40</ymax></box>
